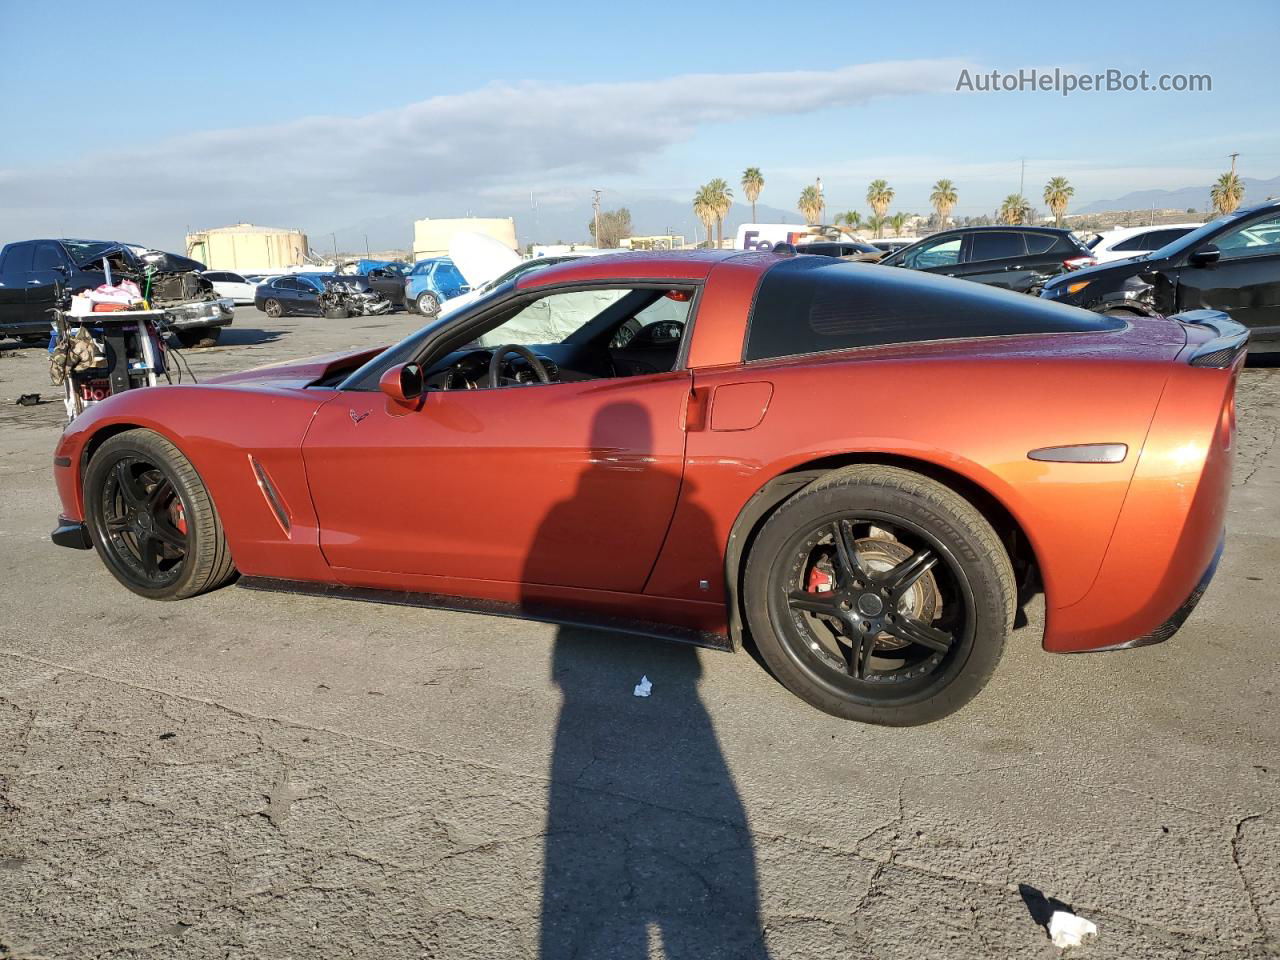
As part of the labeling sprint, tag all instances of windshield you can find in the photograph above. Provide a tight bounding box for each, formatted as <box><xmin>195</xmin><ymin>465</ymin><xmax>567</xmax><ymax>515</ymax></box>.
<box><xmin>339</xmin><ymin>278</ymin><xmax>519</xmax><ymax>390</ymax></box>
<box><xmin>1147</xmin><ymin>215</ymin><xmax>1230</xmax><ymax>260</ymax></box>
<box><xmin>61</xmin><ymin>240</ymin><xmax>119</xmax><ymax>264</ymax></box>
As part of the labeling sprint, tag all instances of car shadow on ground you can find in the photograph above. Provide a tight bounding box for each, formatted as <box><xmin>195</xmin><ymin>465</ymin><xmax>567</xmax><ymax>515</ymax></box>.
<box><xmin>206</xmin><ymin>327</ymin><xmax>285</xmax><ymax>348</ymax></box>
<box><xmin>525</xmin><ymin>401</ymin><xmax>771</xmax><ymax>959</ymax></box>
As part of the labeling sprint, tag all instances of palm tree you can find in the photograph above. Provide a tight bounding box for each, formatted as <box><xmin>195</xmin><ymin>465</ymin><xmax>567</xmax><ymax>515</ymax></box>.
<box><xmin>834</xmin><ymin>210</ymin><xmax>863</xmax><ymax>236</ymax></box>
<box><xmin>1210</xmin><ymin>171</ymin><xmax>1245</xmax><ymax>215</ymax></box>
<box><xmin>929</xmin><ymin>179</ymin><xmax>958</xmax><ymax>228</ymax></box>
<box><xmin>741</xmin><ymin>167</ymin><xmax>764</xmax><ymax>223</ymax></box>
<box><xmin>866</xmin><ymin>180</ymin><xmax>894</xmax><ymax>236</ymax></box>
<box><xmin>705</xmin><ymin>177</ymin><xmax>734</xmax><ymax>249</ymax></box>
<box><xmin>865</xmin><ymin>213</ymin><xmax>888</xmax><ymax>239</ymax></box>
<box><xmin>888</xmin><ymin>212</ymin><xmax>909</xmax><ymax>236</ymax></box>
<box><xmin>798</xmin><ymin>185</ymin><xmax>823</xmax><ymax>224</ymax></box>
<box><xmin>693</xmin><ymin>184</ymin><xmax>717</xmax><ymax>248</ymax></box>
<box><xmin>999</xmin><ymin>193</ymin><xmax>1033</xmax><ymax>226</ymax></box>
<box><xmin>1043</xmin><ymin>177</ymin><xmax>1075</xmax><ymax>227</ymax></box>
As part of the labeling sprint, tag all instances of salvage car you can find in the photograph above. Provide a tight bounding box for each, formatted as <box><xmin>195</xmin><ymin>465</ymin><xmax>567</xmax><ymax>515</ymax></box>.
<box><xmin>879</xmin><ymin>226</ymin><xmax>1096</xmax><ymax>293</ymax></box>
<box><xmin>404</xmin><ymin>257</ymin><xmax>469</xmax><ymax>316</ymax></box>
<box><xmin>1042</xmin><ymin>199</ymin><xmax>1280</xmax><ymax>352</ymax></box>
<box><xmin>255</xmin><ymin>274</ymin><xmax>391</xmax><ymax>318</ymax></box>
<box><xmin>49</xmin><ymin>251</ymin><xmax>1245</xmax><ymax>725</ymax></box>
<box><xmin>0</xmin><ymin>239</ymin><xmax>234</xmax><ymax>347</ymax></box>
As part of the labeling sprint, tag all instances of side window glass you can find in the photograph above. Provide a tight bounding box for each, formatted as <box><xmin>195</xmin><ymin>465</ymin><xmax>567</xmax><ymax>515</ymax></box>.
<box><xmin>1023</xmin><ymin>234</ymin><xmax>1057</xmax><ymax>255</ymax></box>
<box><xmin>968</xmin><ymin>232</ymin><xmax>1025</xmax><ymax>262</ymax></box>
<box><xmin>1</xmin><ymin>244</ymin><xmax>33</xmax><ymax>277</ymax></box>
<box><xmin>1215</xmin><ymin>214</ymin><xmax>1280</xmax><ymax>260</ymax></box>
<box><xmin>905</xmin><ymin>237</ymin><xmax>961</xmax><ymax>269</ymax></box>
<box><xmin>1111</xmin><ymin>234</ymin><xmax>1150</xmax><ymax>252</ymax></box>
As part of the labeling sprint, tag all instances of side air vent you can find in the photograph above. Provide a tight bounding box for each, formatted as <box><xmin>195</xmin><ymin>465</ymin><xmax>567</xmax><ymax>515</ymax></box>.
<box><xmin>249</xmin><ymin>456</ymin><xmax>292</xmax><ymax>535</ymax></box>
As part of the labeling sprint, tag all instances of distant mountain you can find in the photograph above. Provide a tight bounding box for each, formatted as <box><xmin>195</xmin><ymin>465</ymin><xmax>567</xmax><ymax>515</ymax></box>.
<box><xmin>323</xmin><ymin>196</ymin><xmax>807</xmax><ymax>253</ymax></box>
<box><xmin>1076</xmin><ymin>175</ymin><xmax>1280</xmax><ymax>215</ymax></box>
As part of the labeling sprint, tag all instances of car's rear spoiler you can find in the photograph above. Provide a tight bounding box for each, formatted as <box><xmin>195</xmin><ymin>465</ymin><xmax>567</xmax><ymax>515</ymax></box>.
<box><xmin>1173</xmin><ymin>309</ymin><xmax>1250</xmax><ymax>368</ymax></box>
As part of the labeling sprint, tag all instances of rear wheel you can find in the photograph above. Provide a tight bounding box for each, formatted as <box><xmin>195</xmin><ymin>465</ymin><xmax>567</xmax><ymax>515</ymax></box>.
<box><xmin>263</xmin><ymin>298</ymin><xmax>283</xmax><ymax>319</ymax></box>
<box><xmin>83</xmin><ymin>429</ymin><xmax>236</xmax><ymax>600</ymax></box>
<box><xmin>743</xmin><ymin>465</ymin><xmax>1014</xmax><ymax>725</ymax></box>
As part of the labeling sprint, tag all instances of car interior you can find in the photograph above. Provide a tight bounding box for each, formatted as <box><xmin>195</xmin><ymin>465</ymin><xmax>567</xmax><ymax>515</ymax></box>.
<box><xmin>422</xmin><ymin>285</ymin><xmax>695</xmax><ymax>391</ymax></box>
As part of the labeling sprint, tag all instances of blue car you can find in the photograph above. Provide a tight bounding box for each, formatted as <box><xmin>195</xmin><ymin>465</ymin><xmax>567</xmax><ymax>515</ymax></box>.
<box><xmin>404</xmin><ymin>258</ymin><xmax>469</xmax><ymax>316</ymax></box>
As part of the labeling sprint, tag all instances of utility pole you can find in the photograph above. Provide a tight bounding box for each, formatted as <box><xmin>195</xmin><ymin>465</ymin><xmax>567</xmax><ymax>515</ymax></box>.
<box><xmin>1229</xmin><ymin>152</ymin><xmax>1239</xmax><ymax>175</ymax></box>
<box><xmin>1019</xmin><ymin>157</ymin><xmax>1026</xmax><ymax>198</ymax></box>
<box><xmin>331</xmin><ymin>233</ymin><xmax>337</xmax><ymax>259</ymax></box>
<box><xmin>591</xmin><ymin>189</ymin><xmax>602</xmax><ymax>248</ymax></box>
<box><xmin>816</xmin><ymin>176</ymin><xmax>824</xmax><ymax>225</ymax></box>
<box><xmin>364</xmin><ymin>234</ymin><xmax>370</xmax><ymax>257</ymax></box>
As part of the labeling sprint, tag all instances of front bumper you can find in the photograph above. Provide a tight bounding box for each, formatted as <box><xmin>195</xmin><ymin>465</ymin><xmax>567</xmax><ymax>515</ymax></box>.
<box><xmin>52</xmin><ymin>517</ymin><xmax>92</xmax><ymax>550</ymax></box>
<box><xmin>165</xmin><ymin>297</ymin><xmax>235</xmax><ymax>330</ymax></box>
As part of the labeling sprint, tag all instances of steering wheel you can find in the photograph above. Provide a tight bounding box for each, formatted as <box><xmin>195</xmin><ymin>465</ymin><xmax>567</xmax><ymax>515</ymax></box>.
<box><xmin>487</xmin><ymin>343</ymin><xmax>551</xmax><ymax>388</ymax></box>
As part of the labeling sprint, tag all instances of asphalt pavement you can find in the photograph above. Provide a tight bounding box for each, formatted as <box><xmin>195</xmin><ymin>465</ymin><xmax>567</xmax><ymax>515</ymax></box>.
<box><xmin>0</xmin><ymin>309</ymin><xmax>1276</xmax><ymax>959</ymax></box>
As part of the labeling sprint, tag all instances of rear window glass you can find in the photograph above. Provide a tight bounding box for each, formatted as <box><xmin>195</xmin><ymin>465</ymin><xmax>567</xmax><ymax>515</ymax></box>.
<box><xmin>744</xmin><ymin>258</ymin><xmax>1122</xmax><ymax>362</ymax></box>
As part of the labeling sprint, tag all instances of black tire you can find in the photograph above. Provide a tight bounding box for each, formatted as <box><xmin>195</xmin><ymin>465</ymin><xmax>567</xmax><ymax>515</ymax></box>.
<box><xmin>743</xmin><ymin>465</ymin><xmax>1015</xmax><ymax>725</ymax></box>
<box><xmin>83</xmin><ymin>429</ymin><xmax>236</xmax><ymax>600</ymax></box>
<box><xmin>174</xmin><ymin>327</ymin><xmax>221</xmax><ymax>348</ymax></box>
<box><xmin>322</xmin><ymin>305</ymin><xmax>349</xmax><ymax>319</ymax></box>
<box><xmin>416</xmin><ymin>292</ymin><xmax>440</xmax><ymax>318</ymax></box>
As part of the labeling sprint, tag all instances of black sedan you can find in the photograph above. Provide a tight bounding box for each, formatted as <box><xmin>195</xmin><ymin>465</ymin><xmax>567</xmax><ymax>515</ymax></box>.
<box><xmin>878</xmin><ymin>226</ymin><xmax>1095</xmax><ymax>294</ymax></box>
<box><xmin>255</xmin><ymin>275</ymin><xmax>326</xmax><ymax>317</ymax></box>
<box><xmin>1041</xmin><ymin>199</ymin><xmax>1280</xmax><ymax>352</ymax></box>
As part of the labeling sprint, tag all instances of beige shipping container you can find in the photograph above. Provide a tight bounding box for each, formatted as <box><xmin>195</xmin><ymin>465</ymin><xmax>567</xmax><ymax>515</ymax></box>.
<box><xmin>185</xmin><ymin>224</ymin><xmax>310</xmax><ymax>272</ymax></box>
<box><xmin>413</xmin><ymin>217</ymin><xmax>516</xmax><ymax>260</ymax></box>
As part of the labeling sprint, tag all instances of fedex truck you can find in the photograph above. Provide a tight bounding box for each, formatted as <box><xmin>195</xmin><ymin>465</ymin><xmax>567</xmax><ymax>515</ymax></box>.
<box><xmin>734</xmin><ymin>224</ymin><xmax>822</xmax><ymax>251</ymax></box>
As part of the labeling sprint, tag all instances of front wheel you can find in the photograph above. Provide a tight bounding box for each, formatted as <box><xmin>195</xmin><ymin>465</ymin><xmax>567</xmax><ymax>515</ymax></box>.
<box><xmin>83</xmin><ymin>429</ymin><xmax>237</xmax><ymax>600</ymax></box>
<box><xmin>416</xmin><ymin>292</ymin><xmax>440</xmax><ymax>317</ymax></box>
<box><xmin>743</xmin><ymin>465</ymin><xmax>1014</xmax><ymax>725</ymax></box>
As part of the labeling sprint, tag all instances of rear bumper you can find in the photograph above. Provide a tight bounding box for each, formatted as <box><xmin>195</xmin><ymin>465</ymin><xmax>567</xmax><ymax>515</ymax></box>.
<box><xmin>1089</xmin><ymin>534</ymin><xmax>1223</xmax><ymax>651</ymax></box>
<box><xmin>52</xmin><ymin>517</ymin><xmax>92</xmax><ymax>550</ymax></box>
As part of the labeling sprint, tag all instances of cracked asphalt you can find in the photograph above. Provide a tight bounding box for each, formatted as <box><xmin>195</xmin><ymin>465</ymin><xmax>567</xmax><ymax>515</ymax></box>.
<box><xmin>0</xmin><ymin>312</ymin><xmax>1277</xmax><ymax>959</ymax></box>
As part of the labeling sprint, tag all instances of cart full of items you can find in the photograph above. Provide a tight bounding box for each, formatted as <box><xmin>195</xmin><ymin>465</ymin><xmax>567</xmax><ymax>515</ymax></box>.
<box><xmin>47</xmin><ymin>260</ymin><xmax>196</xmax><ymax>424</ymax></box>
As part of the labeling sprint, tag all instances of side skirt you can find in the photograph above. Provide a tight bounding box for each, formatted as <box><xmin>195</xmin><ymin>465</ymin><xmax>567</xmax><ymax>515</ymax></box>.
<box><xmin>238</xmin><ymin>576</ymin><xmax>734</xmax><ymax>653</ymax></box>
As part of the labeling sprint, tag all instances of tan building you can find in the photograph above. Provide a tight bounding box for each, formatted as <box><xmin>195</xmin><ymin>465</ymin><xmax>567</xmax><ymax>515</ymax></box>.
<box><xmin>185</xmin><ymin>223</ymin><xmax>311</xmax><ymax>272</ymax></box>
<box><xmin>413</xmin><ymin>217</ymin><xmax>516</xmax><ymax>260</ymax></box>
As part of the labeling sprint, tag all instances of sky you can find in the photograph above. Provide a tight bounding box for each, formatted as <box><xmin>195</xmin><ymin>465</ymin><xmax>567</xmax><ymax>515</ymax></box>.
<box><xmin>1</xmin><ymin>0</ymin><xmax>1277</xmax><ymax>252</ymax></box>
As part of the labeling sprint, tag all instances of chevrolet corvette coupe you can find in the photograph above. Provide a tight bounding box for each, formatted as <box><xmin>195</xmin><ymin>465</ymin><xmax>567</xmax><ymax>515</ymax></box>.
<box><xmin>50</xmin><ymin>251</ymin><xmax>1246</xmax><ymax>724</ymax></box>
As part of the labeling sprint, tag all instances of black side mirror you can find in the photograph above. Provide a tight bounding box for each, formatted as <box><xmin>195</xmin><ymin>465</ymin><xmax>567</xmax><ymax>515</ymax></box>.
<box><xmin>1189</xmin><ymin>244</ymin><xmax>1221</xmax><ymax>267</ymax></box>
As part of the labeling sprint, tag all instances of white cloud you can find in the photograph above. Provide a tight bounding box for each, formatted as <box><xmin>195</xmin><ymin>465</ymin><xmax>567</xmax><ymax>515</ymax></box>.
<box><xmin>0</xmin><ymin>59</ymin><xmax>967</xmax><ymax>246</ymax></box>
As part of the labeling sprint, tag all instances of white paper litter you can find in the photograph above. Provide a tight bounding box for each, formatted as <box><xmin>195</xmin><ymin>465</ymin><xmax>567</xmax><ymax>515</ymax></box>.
<box><xmin>633</xmin><ymin>676</ymin><xmax>652</xmax><ymax>698</ymax></box>
<box><xmin>1048</xmin><ymin>910</ymin><xmax>1097</xmax><ymax>948</ymax></box>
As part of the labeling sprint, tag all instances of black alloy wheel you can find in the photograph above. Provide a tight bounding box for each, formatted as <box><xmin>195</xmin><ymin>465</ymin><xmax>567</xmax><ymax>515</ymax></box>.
<box><xmin>84</xmin><ymin>429</ymin><xmax>237</xmax><ymax>600</ymax></box>
<box><xmin>744</xmin><ymin>465</ymin><xmax>1015</xmax><ymax>725</ymax></box>
<box><xmin>95</xmin><ymin>456</ymin><xmax>190</xmax><ymax>589</ymax></box>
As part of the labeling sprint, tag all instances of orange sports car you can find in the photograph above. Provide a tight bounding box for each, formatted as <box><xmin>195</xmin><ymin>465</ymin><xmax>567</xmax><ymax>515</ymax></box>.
<box><xmin>50</xmin><ymin>251</ymin><xmax>1246</xmax><ymax>724</ymax></box>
